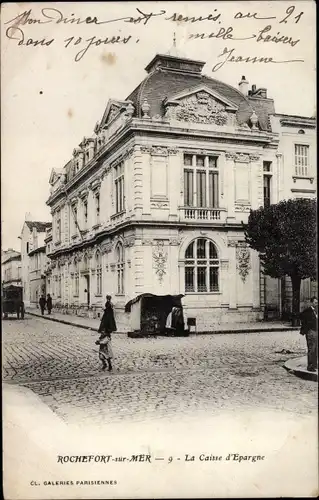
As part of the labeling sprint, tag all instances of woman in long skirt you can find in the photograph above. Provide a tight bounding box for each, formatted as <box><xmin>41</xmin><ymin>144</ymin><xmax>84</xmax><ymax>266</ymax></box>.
<box><xmin>96</xmin><ymin>295</ymin><xmax>117</xmax><ymax>371</ymax></box>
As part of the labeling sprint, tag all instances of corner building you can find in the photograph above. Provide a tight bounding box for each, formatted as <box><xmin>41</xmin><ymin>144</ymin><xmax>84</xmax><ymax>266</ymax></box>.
<box><xmin>46</xmin><ymin>53</ymin><xmax>313</xmax><ymax>331</ymax></box>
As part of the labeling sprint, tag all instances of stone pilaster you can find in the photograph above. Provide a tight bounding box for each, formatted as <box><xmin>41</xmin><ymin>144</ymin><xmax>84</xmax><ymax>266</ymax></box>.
<box><xmin>225</xmin><ymin>153</ymin><xmax>236</xmax><ymax>221</ymax></box>
<box><xmin>132</xmin><ymin>146</ymin><xmax>144</xmax><ymax>216</ymax></box>
<box><xmin>276</xmin><ymin>153</ymin><xmax>283</xmax><ymax>202</ymax></box>
<box><xmin>227</xmin><ymin>240</ymin><xmax>237</xmax><ymax>308</ymax></box>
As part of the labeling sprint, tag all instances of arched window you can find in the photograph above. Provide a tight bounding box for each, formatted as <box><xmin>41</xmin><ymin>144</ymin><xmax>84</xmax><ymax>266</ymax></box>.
<box><xmin>184</xmin><ymin>238</ymin><xmax>219</xmax><ymax>293</ymax></box>
<box><xmin>96</xmin><ymin>251</ymin><xmax>102</xmax><ymax>295</ymax></box>
<box><xmin>116</xmin><ymin>243</ymin><xmax>124</xmax><ymax>294</ymax></box>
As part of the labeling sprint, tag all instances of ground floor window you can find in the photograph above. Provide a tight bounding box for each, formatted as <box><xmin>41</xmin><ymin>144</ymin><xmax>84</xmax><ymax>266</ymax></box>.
<box><xmin>184</xmin><ymin>238</ymin><xmax>219</xmax><ymax>293</ymax></box>
<box><xmin>96</xmin><ymin>252</ymin><xmax>102</xmax><ymax>295</ymax></box>
<box><xmin>116</xmin><ymin>244</ymin><xmax>124</xmax><ymax>294</ymax></box>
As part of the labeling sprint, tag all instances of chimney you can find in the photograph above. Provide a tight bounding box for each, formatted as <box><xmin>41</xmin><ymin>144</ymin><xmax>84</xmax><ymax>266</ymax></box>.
<box><xmin>25</xmin><ymin>212</ymin><xmax>32</xmax><ymax>221</ymax></box>
<box><xmin>238</xmin><ymin>76</ymin><xmax>249</xmax><ymax>96</ymax></box>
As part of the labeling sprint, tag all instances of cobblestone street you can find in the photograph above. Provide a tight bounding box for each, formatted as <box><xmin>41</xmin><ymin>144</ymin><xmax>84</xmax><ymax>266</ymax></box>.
<box><xmin>2</xmin><ymin>316</ymin><xmax>317</xmax><ymax>425</ymax></box>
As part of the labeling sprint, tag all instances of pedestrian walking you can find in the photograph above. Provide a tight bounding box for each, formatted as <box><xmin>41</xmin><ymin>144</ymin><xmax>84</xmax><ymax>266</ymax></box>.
<box><xmin>46</xmin><ymin>294</ymin><xmax>53</xmax><ymax>315</ymax></box>
<box><xmin>96</xmin><ymin>295</ymin><xmax>117</xmax><ymax>371</ymax></box>
<box><xmin>300</xmin><ymin>297</ymin><xmax>318</xmax><ymax>372</ymax></box>
<box><xmin>39</xmin><ymin>294</ymin><xmax>46</xmax><ymax>316</ymax></box>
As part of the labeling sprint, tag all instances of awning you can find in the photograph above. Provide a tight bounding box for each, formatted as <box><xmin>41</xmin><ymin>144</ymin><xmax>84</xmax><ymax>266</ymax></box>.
<box><xmin>125</xmin><ymin>293</ymin><xmax>184</xmax><ymax>313</ymax></box>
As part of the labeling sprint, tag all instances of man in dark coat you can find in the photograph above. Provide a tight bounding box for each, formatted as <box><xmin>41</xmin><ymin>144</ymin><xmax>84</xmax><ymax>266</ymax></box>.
<box><xmin>300</xmin><ymin>297</ymin><xmax>318</xmax><ymax>372</ymax></box>
<box><xmin>39</xmin><ymin>294</ymin><xmax>46</xmax><ymax>316</ymax></box>
<box><xmin>47</xmin><ymin>294</ymin><xmax>53</xmax><ymax>315</ymax></box>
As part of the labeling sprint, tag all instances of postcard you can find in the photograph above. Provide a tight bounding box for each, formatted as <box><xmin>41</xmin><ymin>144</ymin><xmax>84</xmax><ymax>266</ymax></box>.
<box><xmin>1</xmin><ymin>1</ymin><xmax>317</xmax><ymax>498</ymax></box>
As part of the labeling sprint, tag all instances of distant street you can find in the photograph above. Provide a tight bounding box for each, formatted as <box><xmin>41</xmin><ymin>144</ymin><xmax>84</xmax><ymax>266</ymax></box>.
<box><xmin>2</xmin><ymin>316</ymin><xmax>317</xmax><ymax>425</ymax></box>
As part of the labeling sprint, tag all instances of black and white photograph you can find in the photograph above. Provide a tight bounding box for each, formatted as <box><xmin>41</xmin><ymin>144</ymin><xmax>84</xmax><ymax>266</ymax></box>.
<box><xmin>1</xmin><ymin>1</ymin><xmax>317</xmax><ymax>498</ymax></box>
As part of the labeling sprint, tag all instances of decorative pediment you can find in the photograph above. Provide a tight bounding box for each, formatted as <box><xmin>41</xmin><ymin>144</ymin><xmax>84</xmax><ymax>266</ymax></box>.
<box><xmin>49</xmin><ymin>168</ymin><xmax>63</xmax><ymax>186</ymax></box>
<box><xmin>100</xmin><ymin>99</ymin><xmax>134</xmax><ymax>129</ymax></box>
<box><xmin>163</xmin><ymin>85</ymin><xmax>238</xmax><ymax>126</ymax></box>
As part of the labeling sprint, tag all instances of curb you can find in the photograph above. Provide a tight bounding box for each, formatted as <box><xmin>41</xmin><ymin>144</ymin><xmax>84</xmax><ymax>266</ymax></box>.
<box><xmin>26</xmin><ymin>311</ymin><xmax>298</xmax><ymax>335</ymax></box>
<box><xmin>26</xmin><ymin>311</ymin><xmax>99</xmax><ymax>332</ymax></box>
<box><xmin>284</xmin><ymin>356</ymin><xmax>318</xmax><ymax>382</ymax></box>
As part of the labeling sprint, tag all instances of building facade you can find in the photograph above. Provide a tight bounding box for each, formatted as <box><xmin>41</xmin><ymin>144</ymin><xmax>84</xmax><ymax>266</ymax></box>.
<box><xmin>262</xmin><ymin>113</ymin><xmax>317</xmax><ymax>319</ymax></box>
<box><xmin>20</xmin><ymin>217</ymin><xmax>52</xmax><ymax>306</ymax></box>
<box><xmin>1</xmin><ymin>249</ymin><xmax>22</xmax><ymax>288</ymax></box>
<box><xmin>46</xmin><ymin>53</ymin><xmax>316</xmax><ymax>331</ymax></box>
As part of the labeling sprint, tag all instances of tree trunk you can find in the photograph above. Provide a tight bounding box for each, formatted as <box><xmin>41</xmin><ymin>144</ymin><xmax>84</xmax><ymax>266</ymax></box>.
<box><xmin>291</xmin><ymin>275</ymin><xmax>301</xmax><ymax>326</ymax></box>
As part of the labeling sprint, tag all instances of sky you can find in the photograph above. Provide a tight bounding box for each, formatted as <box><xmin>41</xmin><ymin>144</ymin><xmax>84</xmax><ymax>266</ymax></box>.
<box><xmin>1</xmin><ymin>1</ymin><xmax>316</xmax><ymax>250</ymax></box>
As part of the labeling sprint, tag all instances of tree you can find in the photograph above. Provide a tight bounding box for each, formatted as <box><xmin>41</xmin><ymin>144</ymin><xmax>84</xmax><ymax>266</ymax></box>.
<box><xmin>244</xmin><ymin>198</ymin><xmax>317</xmax><ymax>326</ymax></box>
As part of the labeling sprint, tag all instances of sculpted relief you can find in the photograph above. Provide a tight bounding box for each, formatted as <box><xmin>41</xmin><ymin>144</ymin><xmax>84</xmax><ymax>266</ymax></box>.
<box><xmin>165</xmin><ymin>91</ymin><xmax>233</xmax><ymax>126</ymax></box>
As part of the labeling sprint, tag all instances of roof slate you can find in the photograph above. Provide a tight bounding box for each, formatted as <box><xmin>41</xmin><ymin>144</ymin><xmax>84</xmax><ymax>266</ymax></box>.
<box><xmin>126</xmin><ymin>68</ymin><xmax>274</xmax><ymax>131</ymax></box>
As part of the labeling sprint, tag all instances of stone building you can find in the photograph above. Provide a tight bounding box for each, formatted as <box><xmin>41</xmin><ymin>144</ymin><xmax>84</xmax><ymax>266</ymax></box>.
<box><xmin>2</xmin><ymin>249</ymin><xmax>22</xmax><ymax>288</ymax></box>
<box><xmin>20</xmin><ymin>215</ymin><xmax>52</xmax><ymax>306</ymax></box>
<box><xmin>262</xmin><ymin>113</ymin><xmax>317</xmax><ymax>318</ymax></box>
<box><xmin>46</xmin><ymin>52</ymin><xmax>316</xmax><ymax>331</ymax></box>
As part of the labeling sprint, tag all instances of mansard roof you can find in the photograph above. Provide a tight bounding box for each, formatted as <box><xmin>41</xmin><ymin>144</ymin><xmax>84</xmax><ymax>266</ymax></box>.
<box><xmin>125</xmin><ymin>53</ymin><xmax>275</xmax><ymax>131</ymax></box>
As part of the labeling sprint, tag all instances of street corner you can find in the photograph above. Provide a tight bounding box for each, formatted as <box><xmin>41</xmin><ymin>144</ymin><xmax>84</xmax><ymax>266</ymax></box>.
<box><xmin>284</xmin><ymin>356</ymin><xmax>318</xmax><ymax>382</ymax></box>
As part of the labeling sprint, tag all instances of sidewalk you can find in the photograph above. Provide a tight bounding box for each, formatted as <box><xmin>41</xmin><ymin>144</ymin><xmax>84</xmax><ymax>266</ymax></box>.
<box><xmin>25</xmin><ymin>307</ymin><xmax>299</xmax><ymax>335</ymax></box>
<box><xmin>284</xmin><ymin>356</ymin><xmax>318</xmax><ymax>382</ymax></box>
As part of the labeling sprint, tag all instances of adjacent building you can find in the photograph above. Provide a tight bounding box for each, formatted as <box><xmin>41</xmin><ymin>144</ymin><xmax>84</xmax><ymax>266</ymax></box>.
<box><xmin>20</xmin><ymin>215</ymin><xmax>52</xmax><ymax>306</ymax></box>
<box><xmin>45</xmin><ymin>52</ymin><xmax>316</xmax><ymax>330</ymax></box>
<box><xmin>1</xmin><ymin>249</ymin><xmax>22</xmax><ymax>288</ymax></box>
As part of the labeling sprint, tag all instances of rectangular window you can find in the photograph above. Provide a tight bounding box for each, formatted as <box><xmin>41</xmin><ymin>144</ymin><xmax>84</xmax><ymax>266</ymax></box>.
<box><xmin>183</xmin><ymin>154</ymin><xmax>219</xmax><ymax>208</ymax></box>
<box><xmin>209</xmin><ymin>172</ymin><xmax>219</xmax><ymax>208</ymax></box>
<box><xmin>209</xmin><ymin>267</ymin><xmax>219</xmax><ymax>292</ymax></box>
<box><xmin>97</xmin><ymin>270</ymin><xmax>102</xmax><ymax>295</ymax></box>
<box><xmin>263</xmin><ymin>175</ymin><xmax>271</xmax><ymax>207</ymax></box>
<box><xmin>74</xmin><ymin>271</ymin><xmax>79</xmax><ymax>296</ymax></box>
<box><xmin>71</xmin><ymin>204</ymin><xmax>78</xmax><ymax>235</ymax></box>
<box><xmin>197</xmin><ymin>267</ymin><xmax>207</xmax><ymax>293</ymax></box>
<box><xmin>197</xmin><ymin>171</ymin><xmax>207</xmax><ymax>207</ymax></box>
<box><xmin>56</xmin><ymin>211</ymin><xmax>61</xmax><ymax>242</ymax></box>
<box><xmin>263</xmin><ymin>161</ymin><xmax>272</xmax><ymax>207</ymax></box>
<box><xmin>114</xmin><ymin>162</ymin><xmax>125</xmax><ymax>214</ymax></box>
<box><xmin>294</xmin><ymin>144</ymin><xmax>309</xmax><ymax>176</ymax></box>
<box><xmin>184</xmin><ymin>170</ymin><xmax>194</xmax><ymax>206</ymax></box>
<box><xmin>83</xmin><ymin>200</ymin><xmax>88</xmax><ymax>227</ymax></box>
<box><xmin>95</xmin><ymin>193</ymin><xmax>100</xmax><ymax>224</ymax></box>
<box><xmin>185</xmin><ymin>267</ymin><xmax>194</xmax><ymax>292</ymax></box>
<box><xmin>263</xmin><ymin>161</ymin><xmax>272</xmax><ymax>172</ymax></box>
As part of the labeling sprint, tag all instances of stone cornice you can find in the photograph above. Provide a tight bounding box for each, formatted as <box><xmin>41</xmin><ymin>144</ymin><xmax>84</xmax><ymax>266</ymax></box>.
<box><xmin>278</xmin><ymin>116</ymin><xmax>316</xmax><ymax>128</ymax></box>
<box><xmin>46</xmin><ymin>119</ymin><xmax>279</xmax><ymax>207</ymax></box>
<box><xmin>47</xmin><ymin>219</ymin><xmax>245</xmax><ymax>259</ymax></box>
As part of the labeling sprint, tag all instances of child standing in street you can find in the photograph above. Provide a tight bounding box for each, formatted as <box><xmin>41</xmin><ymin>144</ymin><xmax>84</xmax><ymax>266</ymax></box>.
<box><xmin>96</xmin><ymin>295</ymin><xmax>117</xmax><ymax>371</ymax></box>
<box><xmin>95</xmin><ymin>332</ymin><xmax>113</xmax><ymax>371</ymax></box>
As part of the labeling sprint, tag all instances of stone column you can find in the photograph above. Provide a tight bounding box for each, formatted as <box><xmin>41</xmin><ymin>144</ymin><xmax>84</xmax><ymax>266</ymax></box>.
<box><xmin>225</xmin><ymin>153</ymin><xmax>236</xmax><ymax>221</ymax></box>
